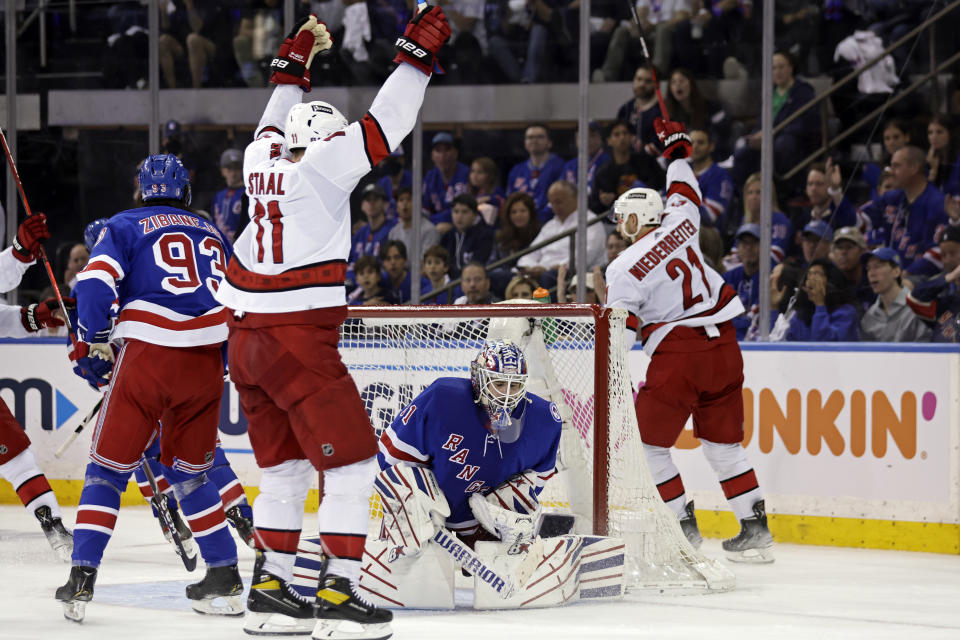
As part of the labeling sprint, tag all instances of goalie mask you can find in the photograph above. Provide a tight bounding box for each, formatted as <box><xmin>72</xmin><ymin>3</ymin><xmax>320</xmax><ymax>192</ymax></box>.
<box><xmin>614</xmin><ymin>187</ymin><xmax>663</xmax><ymax>243</ymax></box>
<box><xmin>285</xmin><ymin>101</ymin><xmax>348</xmax><ymax>150</ymax></box>
<box><xmin>471</xmin><ymin>340</ymin><xmax>528</xmax><ymax>435</ymax></box>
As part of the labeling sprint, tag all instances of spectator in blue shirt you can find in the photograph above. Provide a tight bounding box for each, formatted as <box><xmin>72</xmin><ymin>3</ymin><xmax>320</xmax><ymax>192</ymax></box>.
<box><xmin>350</xmin><ymin>183</ymin><xmax>397</xmax><ymax>266</ymax></box>
<box><xmin>689</xmin><ymin>129</ymin><xmax>734</xmax><ymax>230</ymax></box>
<box><xmin>506</xmin><ymin>124</ymin><xmax>566</xmax><ymax>221</ymax></box>
<box><xmin>376</xmin><ymin>147</ymin><xmax>412</xmax><ymax>221</ymax></box>
<box><xmin>380</xmin><ymin>239</ymin><xmax>431</xmax><ymax>305</ymax></box>
<box><xmin>800</xmin><ymin>221</ymin><xmax>834</xmax><ymax>268</ymax></box>
<box><xmin>785</xmin><ymin>259</ymin><xmax>860</xmax><ymax>342</ymax></box>
<box><xmin>722</xmin><ymin>224</ymin><xmax>764</xmax><ymax>340</ymax></box>
<box><xmin>794</xmin><ymin>161</ymin><xmax>859</xmax><ymax>234</ymax></box>
<box><xmin>906</xmin><ymin>225</ymin><xmax>960</xmax><ymax>342</ymax></box>
<box><xmin>211</xmin><ymin>148</ymin><xmax>247</xmax><ymax>243</ymax></box>
<box><xmin>728</xmin><ymin>172</ymin><xmax>793</xmax><ymax>266</ymax></box>
<box><xmin>423</xmin><ymin>132</ymin><xmax>470</xmax><ymax>233</ymax></box>
<box><xmin>562</xmin><ymin>120</ymin><xmax>610</xmax><ymax>198</ymax></box>
<box><xmin>829</xmin><ymin>226</ymin><xmax>875</xmax><ymax>313</ymax></box>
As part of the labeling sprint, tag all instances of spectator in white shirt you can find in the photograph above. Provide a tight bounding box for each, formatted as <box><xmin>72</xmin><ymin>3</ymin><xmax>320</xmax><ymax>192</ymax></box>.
<box><xmin>517</xmin><ymin>180</ymin><xmax>606</xmax><ymax>289</ymax></box>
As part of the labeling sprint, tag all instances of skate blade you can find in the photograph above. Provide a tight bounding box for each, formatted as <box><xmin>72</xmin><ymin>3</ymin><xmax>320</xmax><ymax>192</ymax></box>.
<box><xmin>244</xmin><ymin>610</ymin><xmax>315</xmax><ymax>635</ymax></box>
<box><xmin>191</xmin><ymin>594</ymin><xmax>245</xmax><ymax>616</ymax></box>
<box><xmin>62</xmin><ymin>601</ymin><xmax>86</xmax><ymax>623</ymax></box>
<box><xmin>311</xmin><ymin>619</ymin><xmax>392</xmax><ymax>640</ymax></box>
<box><xmin>725</xmin><ymin>546</ymin><xmax>775</xmax><ymax>564</ymax></box>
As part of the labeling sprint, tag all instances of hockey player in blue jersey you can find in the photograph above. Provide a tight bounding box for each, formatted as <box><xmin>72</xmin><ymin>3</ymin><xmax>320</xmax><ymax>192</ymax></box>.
<box><xmin>378</xmin><ymin>340</ymin><xmax>562</xmax><ymax>541</ymax></box>
<box><xmin>56</xmin><ymin>154</ymin><xmax>242</xmax><ymax>622</ymax></box>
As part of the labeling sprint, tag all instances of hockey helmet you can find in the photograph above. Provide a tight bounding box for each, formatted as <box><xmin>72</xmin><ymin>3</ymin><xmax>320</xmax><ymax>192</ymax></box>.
<box><xmin>285</xmin><ymin>101</ymin><xmax>348</xmax><ymax>150</ymax></box>
<box><xmin>614</xmin><ymin>187</ymin><xmax>663</xmax><ymax>243</ymax></box>
<box><xmin>471</xmin><ymin>340</ymin><xmax>529</xmax><ymax>431</ymax></box>
<box><xmin>83</xmin><ymin>218</ymin><xmax>110</xmax><ymax>252</ymax></box>
<box><xmin>138</xmin><ymin>153</ymin><xmax>191</xmax><ymax>205</ymax></box>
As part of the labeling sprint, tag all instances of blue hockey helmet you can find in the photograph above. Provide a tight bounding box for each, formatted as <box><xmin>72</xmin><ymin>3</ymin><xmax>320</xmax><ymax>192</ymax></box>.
<box><xmin>471</xmin><ymin>340</ymin><xmax>529</xmax><ymax>429</ymax></box>
<box><xmin>138</xmin><ymin>153</ymin><xmax>191</xmax><ymax>205</ymax></box>
<box><xmin>83</xmin><ymin>218</ymin><xmax>110</xmax><ymax>252</ymax></box>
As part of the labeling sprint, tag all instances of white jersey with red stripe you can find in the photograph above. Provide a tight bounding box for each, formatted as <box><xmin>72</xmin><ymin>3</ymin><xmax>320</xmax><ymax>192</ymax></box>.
<box><xmin>75</xmin><ymin>207</ymin><xmax>232</xmax><ymax>347</ymax></box>
<box><xmin>0</xmin><ymin>247</ymin><xmax>35</xmax><ymax>338</ymax></box>
<box><xmin>606</xmin><ymin>160</ymin><xmax>744</xmax><ymax>356</ymax></box>
<box><xmin>215</xmin><ymin>65</ymin><xmax>429</xmax><ymax>314</ymax></box>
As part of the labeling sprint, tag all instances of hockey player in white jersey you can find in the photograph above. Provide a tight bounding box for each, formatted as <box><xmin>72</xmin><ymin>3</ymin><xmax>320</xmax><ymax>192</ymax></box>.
<box><xmin>605</xmin><ymin>117</ymin><xmax>774</xmax><ymax>563</ymax></box>
<box><xmin>214</xmin><ymin>9</ymin><xmax>451</xmax><ymax>639</ymax></box>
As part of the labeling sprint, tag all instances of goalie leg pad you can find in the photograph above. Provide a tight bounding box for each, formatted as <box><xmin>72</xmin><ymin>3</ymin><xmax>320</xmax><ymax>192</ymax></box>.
<box><xmin>374</xmin><ymin>464</ymin><xmax>450</xmax><ymax>562</ymax></box>
<box><xmin>357</xmin><ymin>536</ymin><xmax>455</xmax><ymax>609</ymax></box>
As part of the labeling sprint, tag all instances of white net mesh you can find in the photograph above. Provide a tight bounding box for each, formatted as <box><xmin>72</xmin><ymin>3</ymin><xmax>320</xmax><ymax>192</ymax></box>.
<box><xmin>342</xmin><ymin>303</ymin><xmax>734</xmax><ymax>593</ymax></box>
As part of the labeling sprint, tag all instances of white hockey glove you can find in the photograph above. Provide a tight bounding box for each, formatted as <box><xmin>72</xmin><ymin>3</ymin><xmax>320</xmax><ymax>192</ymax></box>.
<box><xmin>469</xmin><ymin>471</ymin><xmax>543</xmax><ymax>553</ymax></box>
<box><xmin>374</xmin><ymin>464</ymin><xmax>450</xmax><ymax>562</ymax></box>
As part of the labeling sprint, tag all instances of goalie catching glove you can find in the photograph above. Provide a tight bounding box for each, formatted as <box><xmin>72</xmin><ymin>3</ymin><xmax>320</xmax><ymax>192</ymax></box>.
<box><xmin>269</xmin><ymin>14</ymin><xmax>332</xmax><ymax>91</ymax></box>
<box><xmin>469</xmin><ymin>471</ymin><xmax>543</xmax><ymax>554</ymax></box>
<box><xmin>393</xmin><ymin>5</ymin><xmax>451</xmax><ymax>76</ymax></box>
<box><xmin>374</xmin><ymin>464</ymin><xmax>450</xmax><ymax>562</ymax></box>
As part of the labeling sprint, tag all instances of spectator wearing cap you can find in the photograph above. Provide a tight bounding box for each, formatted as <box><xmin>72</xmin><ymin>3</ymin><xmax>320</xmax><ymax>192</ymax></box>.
<box><xmin>794</xmin><ymin>161</ymin><xmax>858</xmax><ymax>237</ymax></box>
<box><xmin>722</xmin><ymin>224</ymin><xmax>770</xmax><ymax>339</ymax></box>
<box><xmin>906</xmin><ymin>226</ymin><xmax>960</xmax><ymax>342</ymax></box>
<box><xmin>507</xmin><ymin>124</ymin><xmax>566</xmax><ymax>221</ymax></box>
<box><xmin>830</xmin><ymin>226</ymin><xmax>875</xmax><ymax>312</ymax></box>
<box><xmin>562</xmin><ymin>121</ymin><xmax>610</xmax><ymax>198</ymax></box>
<box><xmin>211</xmin><ymin>148</ymin><xmax>247</xmax><ymax>243</ymax></box>
<box><xmin>350</xmin><ymin>183</ymin><xmax>397</xmax><ymax>267</ymax></box>
<box><xmin>861</xmin><ymin>248</ymin><xmax>931</xmax><ymax>342</ymax></box>
<box><xmin>690</xmin><ymin>129</ymin><xmax>734</xmax><ymax>230</ymax></box>
<box><xmin>388</xmin><ymin>186</ymin><xmax>440</xmax><ymax>259</ymax></box>
<box><xmin>800</xmin><ymin>221</ymin><xmax>833</xmax><ymax>267</ymax></box>
<box><xmin>440</xmin><ymin>194</ymin><xmax>494</xmax><ymax>279</ymax></box>
<box><xmin>423</xmin><ymin>132</ymin><xmax>470</xmax><ymax>234</ymax></box>
<box><xmin>376</xmin><ymin>147</ymin><xmax>412</xmax><ymax>221</ymax></box>
<box><xmin>860</xmin><ymin>146</ymin><xmax>948</xmax><ymax>271</ymax></box>
<box><xmin>785</xmin><ymin>259</ymin><xmax>860</xmax><ymax>342</ymax></box>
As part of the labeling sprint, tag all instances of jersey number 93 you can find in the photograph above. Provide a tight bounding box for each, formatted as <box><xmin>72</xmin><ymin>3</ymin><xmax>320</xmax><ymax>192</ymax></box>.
<box><xmin>153</xmin><ymin>231</ymin><xmax>227</xmax><ymax>296</ymax></box>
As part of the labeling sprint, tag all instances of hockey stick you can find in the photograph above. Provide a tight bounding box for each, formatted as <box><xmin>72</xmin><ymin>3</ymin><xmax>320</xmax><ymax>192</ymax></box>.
<box><xmin>140</xmin><ymin>457</ymin><xmax>198</xmax><ymax>572</ymax></box>
<box><xmin>431</xmin><ymin>526</ymin><xmax>542</xmax><ymax>599</ymax></box>
<box><xmin>624</xmin><ymin>3</ymin><xmax>670</xmax><ymax>121</ymax></box>
<box><xmin>54</xmin><ymin>397</ymin><xmax>104</xmax><ymax>458</ymax></box>
<box><xmin>0</xmin><ymin>127</ymin><xmax>77</xmax><ymax>345</ymax></box>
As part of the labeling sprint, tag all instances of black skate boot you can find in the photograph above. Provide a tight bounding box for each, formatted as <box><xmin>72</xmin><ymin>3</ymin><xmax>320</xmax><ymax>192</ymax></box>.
<box><xmin>722</xmin><ymin>500</ymin><xmax>774</xmax><ymax>563</ymax></box>
<box><xmin>186</xmin><ymin>564</ymin><xmax>244</xmax><ymax>616</ymax></box>
<box><xmin>244</xmin><ymin>551</ymin><xmax>316</xmax><ymax>636</ymax></box>
<box><xmin>55</xmin><ymin>565</ymin><xmax>97</xmax><ymax>622</ymax></box>
<box><xmin>679</xmin><ymin>501</ymin><xmax>703</xmax><ymax>549</ymax></box>
<box><xmin>226</xmin><ymin>504</ymin><xmax>256</xmax><ymax>549</ymax></box>
<box><xmin>313</xmin><ymin>574</ymin><xmax>393</xmax><ymax>640</ymax></box>
<box><xmin>35</xmin><ymin>505</ymin><xmax>73</xmax><ymax>562</ymax></box>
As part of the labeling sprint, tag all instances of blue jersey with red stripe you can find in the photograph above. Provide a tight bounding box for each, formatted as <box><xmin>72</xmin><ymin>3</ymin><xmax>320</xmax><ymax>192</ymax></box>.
<box><xmin>76</xmin><ymin>206</ymin><xmax>233</xmax><ymax>347</ymax></box>
<box><xmin>423</xmin><ymin>163</ymin><xmax>470</xmax><ymax>225</ymax></box>
<box><xmin>211</xmin><ymin>187</ymin><xmax>246</xmax><ymax>243</ymax></box>
<box><xmin>377</xmin><ymin>377</ymin><xmax>562</xmax><ymax>532</ymax></box>
<box><xmin>562</xmin><ymin>150</ymin><xmax>610</xmax><ymax>195</ymax></box>
<box><xmin>696</xmin><ymin>163</ymin><xmax>734</xmax><ymax>228</ymax></box>
<box><xmin>860</xmin><ymin>183</ymin><xmax>948</xmax><ymax>268</ymax></box>
<box><xmin>507</xmin><ymin>154</ymin><xmax>566</xmax><ymax>220</ymax></box>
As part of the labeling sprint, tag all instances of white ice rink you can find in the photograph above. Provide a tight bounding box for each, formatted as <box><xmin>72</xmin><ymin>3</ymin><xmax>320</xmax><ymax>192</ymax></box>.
<box><xmin>2</xmin><ymin>504</ymin><xmax>959</xmax><ymax>640</ymax></box>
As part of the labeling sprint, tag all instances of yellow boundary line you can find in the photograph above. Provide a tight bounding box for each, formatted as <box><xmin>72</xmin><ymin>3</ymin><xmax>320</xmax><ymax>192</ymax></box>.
<box><xmin>4</xmin><ymin>480</ymin><xmax>958</xmax><ymax>554</ymax></box>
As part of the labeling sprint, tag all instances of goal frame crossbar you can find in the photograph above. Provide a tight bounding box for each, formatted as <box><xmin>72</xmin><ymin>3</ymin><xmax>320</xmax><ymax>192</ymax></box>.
<box><xmin>346</xmin><ymin>303</ymin><xmax>614</xmax><ymax>536</ymax></box>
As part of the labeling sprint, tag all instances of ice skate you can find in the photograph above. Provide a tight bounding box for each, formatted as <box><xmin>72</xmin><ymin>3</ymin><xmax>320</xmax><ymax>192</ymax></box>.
<box><xmin>157</xmin><ymin>495</ymin><xmax>199</xmax><ymax>571</ymax></box>
<box><xmin>244</xmin><ymin>552</ymin><xmax>315</xmax><ymax>636</ymax></box>
<box><xmin>55</xmin><ymin>565</ymin><xmax>97</xmax><ymax>622</ymax></box>
<box><xmin>679</xmin><ymin>501</ymin><xmax>702</xmax><ymax>549</ymax></box>
<box><xmin>186</xmin><ymin>564</ymin><xmax>244</xmax><ymax>616</ymax></box>
<box><xmin>313</xmin><ymin>574</ymin><xmax>392</xmax><ymax>640</ymax></box>
<box><xmin>723</xmin><ymin>500</ymin><xmax>774</xmax><ymax>563</ymax></box>
<box><xmin>35</xmin><ymin>505</ymin><xmax>73</xmax><ymax>562</ymax></box>
<box><xmin>226</xmin><ymin>503</ymin><xmax>257</xmax><ymax>549</ymax></box>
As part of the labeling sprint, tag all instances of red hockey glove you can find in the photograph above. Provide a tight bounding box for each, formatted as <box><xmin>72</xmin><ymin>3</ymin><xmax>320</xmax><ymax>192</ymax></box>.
<box><xmin>12</xmin><ymin>213</ymin><xmax>50</xmax><ymax>263</ymax></box>
<box><xmin>654</xmin><ymin>117</ymin><xmax>692</xmax><ymax>160</ymax></box>
<box><xmin>20</xmin><ymin>296</ymin><xmax>74</xmax><ymax>332</ymax></box>
<box><xmin>393</xmin><ymin>5</ymin><xmax>451</xmax><ymax>76</ymax></box>
<box><xmin>269</xmin><ymin>15</ymin><xmax>331</xmax><ymax>92</ymax></box>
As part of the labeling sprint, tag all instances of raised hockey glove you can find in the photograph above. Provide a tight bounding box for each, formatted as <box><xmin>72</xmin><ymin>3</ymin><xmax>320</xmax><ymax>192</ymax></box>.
<box><xmin>654</xmin><ymin>117</ymin><xmax>692</xmax><ymax>160</ymax></box>
<box><xmin>393</xmin><ymin>5</ymin><xmax>451</xmax><ymax>76</ymax></box>
<box><xmin>12</xmin><ymin>213</ymin><xmax>51</xmax><ymax>263</ymax></box>
<box><xmin>21</xmin><ymin>296</ymin><xmax>74</xmax><ymax>332</ymax></box>
<box><xmin>70</xmin><ymin>340</ymin><xmax>115</xmax><ymax>390</ymax></box>
<box><xmin>269</xmin><ymin>15</ymin><xmax>331</xmax><ymax>92</ymax></box>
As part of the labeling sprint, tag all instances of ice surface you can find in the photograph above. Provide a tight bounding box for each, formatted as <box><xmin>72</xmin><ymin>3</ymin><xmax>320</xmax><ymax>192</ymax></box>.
<box><xmin>2</xmin><ymin>505</ymin><xmax>959</xmax><ymax>639</ymax></box>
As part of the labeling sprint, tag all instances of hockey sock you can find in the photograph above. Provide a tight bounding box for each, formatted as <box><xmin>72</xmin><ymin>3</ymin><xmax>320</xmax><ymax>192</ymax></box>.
<box><xmin>206</xmin><ymin>446</ymin><xmax>249</xmax><ymax>511</ymax></box>
<box><xmin>254</xmin><ymin>459</ymin><xmax>314</xmax><ymax>581</ymax></box>
<box><xmin>73</xmin><ymin>462</ymin><xmax>128</xmax><ymax>567</ymax></box>
<box><xmin>701</xmin><ymin>440</ymin><xmax>762</xmax><ymax>521</ymax></box>
<box><xmin>165</xmin><ymin>464</ymin><xmax>238</xmax><ymax>568</ymax></box>
<box><xmin>643</xmin><ymin>444</ymin><xmax>688</xmax><ymax>519</ymax></box>
<box><xmin>0</xmin><ymin>448</ymin><xmax>61</xmax><ymax>518</ymax></box>
<box><xmin>317</xmin><ymin>456</ymin><xmax>377</xmax><ymax>584</ymax></box>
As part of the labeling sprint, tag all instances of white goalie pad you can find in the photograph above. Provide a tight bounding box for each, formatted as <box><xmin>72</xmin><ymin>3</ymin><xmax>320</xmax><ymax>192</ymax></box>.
<box><xmin>469</xmin><ymin>490</ymin><xmax>541</xmax><ymax>554</ymax></box>
<box><xmin>473</xmin><ymin>535</ymin><xmax>627</xmax><ymax>609</ymax></box>
<box><xmin>357</xmin><ymin>536</ymin><xmax>457</xmax><ymax>609</ymax></box>
<box><xmin>373</xmin><ymin>464</ymin><xmax>450</xmax><ymax>562</ymax></box>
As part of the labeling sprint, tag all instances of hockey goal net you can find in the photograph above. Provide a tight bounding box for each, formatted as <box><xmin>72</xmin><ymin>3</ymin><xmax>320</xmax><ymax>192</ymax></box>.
<box><xmin>341</xmin><ymin>302</ymin><xmax>734</xmax><ymax>593</ymax></box>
